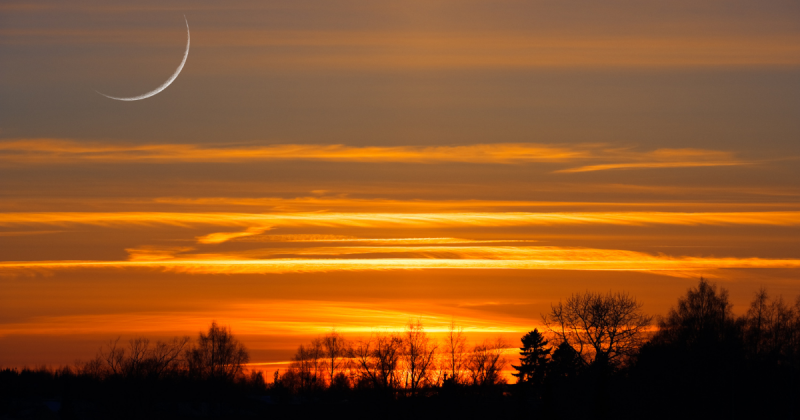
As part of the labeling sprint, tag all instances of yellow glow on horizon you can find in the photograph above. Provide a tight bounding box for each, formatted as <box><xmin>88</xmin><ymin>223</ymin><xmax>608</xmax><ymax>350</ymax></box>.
<box><xmin>0</xmin><ymin>300</ymin><xmax>532</xmax><ymax>338</ymax></box>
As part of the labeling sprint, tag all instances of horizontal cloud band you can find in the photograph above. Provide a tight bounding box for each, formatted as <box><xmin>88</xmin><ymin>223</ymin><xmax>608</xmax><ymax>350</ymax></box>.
<box><xmin>0</xmin><ymin>140</ymin><xmax>751</xmax><ymax>172</ymax></box>
<box><xmin>3</xmin><ymin>211</ymin><xmax>800</xmax><ymax>228</ymax></box>
<box><xmin>3</xmin><ymin>256</ymin><xmax>800</xmax><ymax>276</ymax></box>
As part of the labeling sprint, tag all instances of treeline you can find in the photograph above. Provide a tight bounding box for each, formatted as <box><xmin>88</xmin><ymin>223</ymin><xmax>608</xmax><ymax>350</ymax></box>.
<box><xmin>2</xmin><ymin>279</ymin><xmax>800</xmax><ymax>419</ymax></box>
<box><xmin>1</xmin><ymin>322</ymin><xmax>266</xmax><ymax>419</ymax></box>
<box><xmin>75</xmin><ymin>322</ymin><xmax>250</xmax><ymax>383</ymax></box>
<box><xmin>273</xmin><ymin>279</ymin><xmax>800</xmax><ymax>418</ymax></box>
<box><xmin>274</xmin><ymin>320</ymin><xmax>508</xmax><ymax>396</ymax></box>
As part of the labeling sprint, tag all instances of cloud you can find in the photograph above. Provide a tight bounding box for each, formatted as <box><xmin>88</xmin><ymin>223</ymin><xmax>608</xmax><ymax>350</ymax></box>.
<box><xmin>556</xmin><ymin>161</ymin><xmax>749</xmax><ymax>173</ymax></box>
<box><xmin>149</xmin><ymin>196</ymin><xmax>799</xmax><ymax>213</ymax></box>
<box><xmin>196</xmin><ymin>226</ymin><xmax>272</xmax><ymax>244</ymax></box>
<box><xmin>232</xmin><ymin>235</ymin><xmax>537</xmax><ymax>245</ymax></box>
<box><xmin>0</xmin><ymin>140</ymin><xmax>588</xmax><ymax>164</ymax></box>
<box><xmin>3</xmin><ymin>211</ymin><xmax>800</xmax><ymax>229</ymax></box>
<box><xmin>555</xmin><ymin>148</ymin><xmax>751</xmax><ymax>173</ymax></box>
<box><xmin>0</xmin><ymin>140</ymin><xmax>755</xmax><ymax>173</ymax></box>
<box><xmin>3</xmin><ymin>247</ymin><xmax>800</xmax><ymax>278</ymax></box>
<box><xmin>125</xmin><ymin>246</ymin><xmax>195</xmax><ymax>262</ymax></box>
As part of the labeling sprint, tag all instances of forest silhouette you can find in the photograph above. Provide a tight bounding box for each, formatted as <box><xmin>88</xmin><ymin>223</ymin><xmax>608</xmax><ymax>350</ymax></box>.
<box><xmin>2</xmin><ymin>278</ymin><xmax>799</xmax><ymax>419</ymax></box>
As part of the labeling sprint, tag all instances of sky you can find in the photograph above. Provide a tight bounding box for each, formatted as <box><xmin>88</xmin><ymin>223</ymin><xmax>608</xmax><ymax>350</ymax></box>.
<box><xmin>1</xmin><ymin>0</ymin><xmax>800</xmax><ymax>372</ymax></box>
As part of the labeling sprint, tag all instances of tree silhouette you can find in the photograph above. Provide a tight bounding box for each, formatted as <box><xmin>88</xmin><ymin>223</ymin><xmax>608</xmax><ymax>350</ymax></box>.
<box><xmin>186</xmin><ymin>321</ymin><xmax>249</xmax><ymax>381</ymax></box>
<box><xmin>465</xmin><ymin>338</ymin><xmax>508</xmax><ymax>387</ymax></box>
<box><xmin>635</xmin><ymin>278</ymin><xmax>743</xmax><ymax>419</ymax></box>
<box><xmin>511</xmin><ymin>329</ymin><xmax>550</xmax><ymax>386</ymax></box>
<box><xmin>352</xmin><ymin>332</ymin><xmax>402</xmax><ymax>391</ymax></box>
<box><xmin>548</xmin><ymin>341</ymin><xmax>582</xmax><ymax>378</ymax></box>
<box><xmin>86</xmin><ymin>336</ymin><xmax>190</xmax><ymax>379</ymax></box>
<box><xmin>322</xmin><ymin>330</ymin><xmax>350</xmax><ymax>386</ymax></box>
<box><xmin>741</xmin><ymin>288</ymin><xmax>798</xmax><ymax>364</ymax></box>
<box><xmin>291</xmin><ymin>338</ymin><xmax>324</xmax><ymax>392</ymax></box>
<box><xmin>542</xmin><ymin>291</ymin><xmax>652</xmax><ymax>368</ymax></box>
<box><xmin>401</xmin><ymin>320</ymin><xmax>438</xmax><ymax>394</ymax></box>
<box><xmin>443</xmin><ymin>320</ymin><xmax>468</xmax><ymax>385</ymax></box>
<box><xmin>7</xmin><ymin>284</ymin><xmax>800</xmax><ymax>419</ymax></box>
<box><xmin>653</xmin><ymin>278</ymin><xmax>735</xmax><ymax>349</ymax></box>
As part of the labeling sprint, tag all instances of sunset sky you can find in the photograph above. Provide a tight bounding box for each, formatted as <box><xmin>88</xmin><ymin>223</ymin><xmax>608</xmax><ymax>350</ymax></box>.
<box><xmin>1</xmin><ymin>0</ymin><xmax>799</xmax><ymax>372</ymax></box>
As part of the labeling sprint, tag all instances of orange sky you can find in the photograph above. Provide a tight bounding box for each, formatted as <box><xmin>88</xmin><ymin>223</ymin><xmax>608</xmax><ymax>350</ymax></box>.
<box><xmin>1</xmin><ymin>0</ymin><xmax>799</xmax><ymax>370</ymax></box>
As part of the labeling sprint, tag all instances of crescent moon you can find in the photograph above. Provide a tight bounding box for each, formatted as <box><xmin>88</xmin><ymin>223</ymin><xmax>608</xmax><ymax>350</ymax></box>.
<box><xmin>96</xmin><ymin>16</ymin><xmax>190</xmax><ymax>101</ymax></box>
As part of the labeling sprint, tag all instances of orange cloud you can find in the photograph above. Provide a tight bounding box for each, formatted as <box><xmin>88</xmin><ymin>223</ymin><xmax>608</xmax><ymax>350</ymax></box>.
<box><xmin>147</xmin><ymin>196</ymin><xmax>800</xmax><ymax>214</ymax></box>
<box><xmin>0</xmin><ymin>140</ymin><xmax>755</xmax><ymax>173</ymax></box>
<box><xmin>2</xmin><ymin>211</ymin><xmax>800</xmax><ymax>229</ymax></box>
<box><xmin>3</xmin><ymin>248</ymin><xmax>800</xmax><ymax>277</ymax></box>
<box><xmin>556</xmin><ymin>161</ymin><xmax>748</xmax><ymax>173</ymax></box>
<box><xmin>555</xmin><ymin>148</ymin><xmax>751</xmax><ymax>173</ymax></box>
<box><xmin>233</xmin><ymin>235</ymin><xmax>538</xmax><ymax>245</ymax></box>
<box><xmin>125</xmin><ymin>246</ymin><xmax>196</xmax><ymax>262</ymax></box>
<box><xmin>196</xmin><ymin>226</ymin><xmax>273</xmax><ymax>244</ymax></box>
<box><xmin>0</xmin><ymin>140</ymin><xmax>587</xmax><ymax>164</ymax></box>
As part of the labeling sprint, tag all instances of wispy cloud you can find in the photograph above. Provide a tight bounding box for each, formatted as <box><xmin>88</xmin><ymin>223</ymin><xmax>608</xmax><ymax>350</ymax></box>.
<box><xmin>0</xmin><ymin>140</ymin><xmax>585</xmax><ymax>164</ymax></box>
<box><xmin>555</xmin><ymin>148</ymin><xmax>751</xmax><ymax>173</ymax></box>
<box><xmin>2</xmin><ymin>251</ymin><xmax>800</xmax><ymax>277</ymax></box>
<box><xmin>3</xmin><ymin>211</ymin><xmax>800</xmax><ymax>229</ymax></box>
<box><xmin>0</xmin><ymin>140</ymin><xmax>754</xmax><ymax>172</ymax></box>
<box><xmin>148</xmin><ymin>197</ymin><xmax>800</xmax><ymax>213</ymax></box>
<box><xmin>125</xmin><ymin>246</ymin><xmax>196</xmax><ymax>262</ymax></box>
<box><xmin>196</xmin><ymin>226</ymin><xmax>273</xmax><ymax>244</ymax></box>
<box><xmin>556</xmin><ymin>161</ymin><xmax>748</xmax><ymax>173</ymax></box>
<box><xmin>118</xmin><ymin>245</ymin><xmax>800</xmax><ymax>269</ymax></box>
<box><xmin>233</xmin><ymin>235</ymin><xmax>538</xmax><ymax>245</ymax></box>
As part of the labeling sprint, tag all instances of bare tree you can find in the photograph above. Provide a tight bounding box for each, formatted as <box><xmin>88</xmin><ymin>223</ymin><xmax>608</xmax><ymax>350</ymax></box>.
<box><xmin>148</xmin><ymin>336</ymin><xmax>191</xmax><ymax>377</ymax></box>
<box><xmin>466</xmin><ymin>338</ymin><xmax>508</xmax><ymax>386</ymax></box>
<box><xmin>744</xmin><ymin>288</ymin><xmax>770</xmax><ymax>357</ymax></box>
<box><xmin>401</xmin><ymin>320</ymin><xmax>438</xmax><ymax>394</ymax></box>
<box><xmin>443</xmin><ymin>320</ymin><xmax>468</xmax><ymax>385</ymax></box>
<box><xmin>186</xmin><ymin>321</ymin><xmax>249</xmax><ymax>381</ymax></box>
<box><xmin>742</xmin><ymin>288</ymin><xmax>797</xmax><ymax>362</ymax></box>
<box><xmin>126</xmin><ymin>337</ymin><xmax>150</xmax><ymax>377</ymax></box>
<box><xmin>102</xmin><ymin>338</ymin><xmax>126</xmax><ymax>376</ymax></box>
<box><xmin>322</xmin><ymin>330</ymin><xmax>350</xmax><ymax>386</ymax></box>
<box><xmin>543</xmin><ymin>291</ymin><xmax>652</xmax><ymax>367</ymax></box>
<box><xmin>290</xmin><ymin>337</ymin><xmax>325</xmax><ymax>391</ymax></box>
<box><xmin>75</xmin><ymin>355</ymin><xmax>108</xmax><ymax>377</ymax></box>
<box><xmin>82</xmin><ymin>335</ymin><xmax>189</xmax><ymax>379</ymax></box>
<box><xmin>793</xmin><ymin>296</ymin><xmax>800</xmax><ymax>364</ymax></box>
<box><xmin>353</xmin><ymin>332</ymin><xmax>403</xmax><ymax>391</ymax></box>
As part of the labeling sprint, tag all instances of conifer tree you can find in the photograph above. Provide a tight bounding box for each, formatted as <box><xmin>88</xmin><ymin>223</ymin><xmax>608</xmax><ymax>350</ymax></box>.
<box><xmin>512</xmin><ymin>329</ymin><xmax>551</xmax><ymax>385</ymax></box>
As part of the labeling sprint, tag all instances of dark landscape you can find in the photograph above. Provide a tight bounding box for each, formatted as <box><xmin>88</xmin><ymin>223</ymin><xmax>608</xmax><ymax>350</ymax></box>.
<box><xmin>3</xmin><ymin>279</ymin><xmax>798</xmax><ymax>419</ymax></box>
